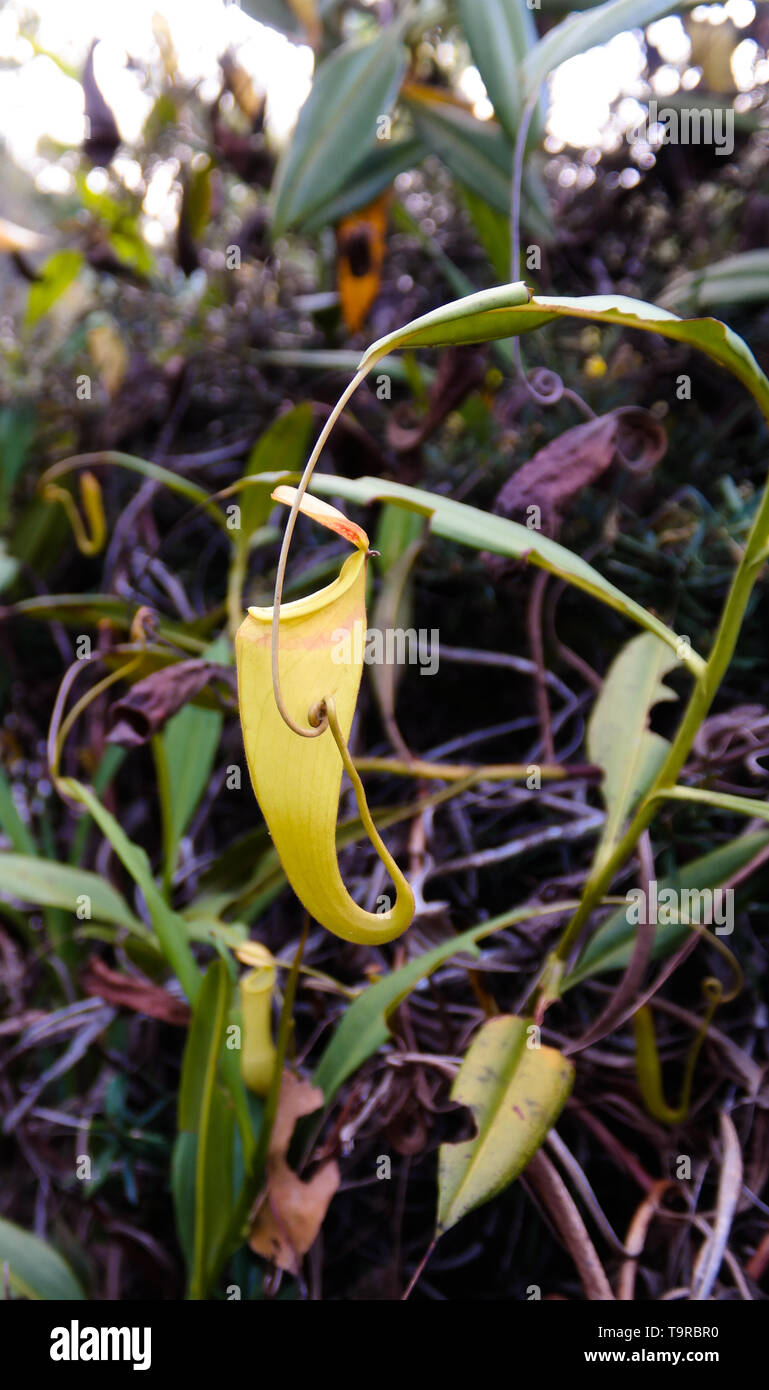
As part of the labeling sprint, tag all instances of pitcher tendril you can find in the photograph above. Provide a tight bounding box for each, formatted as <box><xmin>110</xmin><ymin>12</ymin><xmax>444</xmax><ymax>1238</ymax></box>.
<box><xmin>270</xmin><ymin>368</ymin><xmax>368</xmax><ymax>738</ymax></box>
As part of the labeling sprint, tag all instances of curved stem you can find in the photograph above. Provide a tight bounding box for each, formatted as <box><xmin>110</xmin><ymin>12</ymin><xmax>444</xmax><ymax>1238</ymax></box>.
<box><xmin>323</xmin><ymin>694</ymin><xmax>415</xmax><ymax>927</ymax></box>
<box><xmin>510</xmin><ymin>94</ymin><xmax>539</xmax><ymax>284</ymax></box>
<box><xmin>271</xmin><ymin>368</ymin><xmax>368</xmax><ymax>737</ymax></box>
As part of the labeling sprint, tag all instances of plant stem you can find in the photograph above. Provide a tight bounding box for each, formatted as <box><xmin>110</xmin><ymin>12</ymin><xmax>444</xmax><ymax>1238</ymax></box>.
<box><xmin>550</xmin><ymin>447</ymin><xmax>769</xmax><ymax>972</ymax></box>
<box><xmin>151</xmin><ymin>733</ymin><xmax>176</xmax><ymax>900</ymax></box>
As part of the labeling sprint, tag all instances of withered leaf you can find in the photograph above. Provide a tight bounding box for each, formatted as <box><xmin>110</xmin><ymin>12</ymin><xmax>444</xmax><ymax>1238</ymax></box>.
<box><xmin>106</xmin><ymin>660</ymin><xmax>234</xmax><ymax>746</ymax></box>
<box><xmin>81</xmin><ymin>957</ymin><xmax>191</xmax><ymax>1026</ymax></box>
<box><xmin>249</xmin><ymin>1070</ymin><xmax>340</xmax><ymax>1275</ymax></box>
<box><xmin>493</xmin><ymin>406</ymin><xmax>667</xmax><ymax>538</ymax></box>
<box><xmin>82</xmin><ymin>41</ymin><xmax>120</xmax><ymax>166</ymax></box>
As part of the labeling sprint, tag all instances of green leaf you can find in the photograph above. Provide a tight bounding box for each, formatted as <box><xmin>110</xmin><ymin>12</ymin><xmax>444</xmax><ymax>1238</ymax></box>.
<box><xmin>184</xmin><ymin>160</ymin><xmax>213</xmax><ymax>240</ymax></box>
<box><xmin>40</xmin><ymin>451</ymin><xmax>225</xmax><ymax>527</ymax></box>
<box><xmin>0</xmin><ymin>1217</ymin><xmax>85</xmax><ymax>1299</ymax></box>
<box><xmin>163</xmin><ymin>705</ymin><xmax>222</xmax><ymax>851</ymax></box>
<box><xmin>458</xmin><ymin>0</ymin><xmax>540</xmax><ymax>143</ymax></box>
<box><xmin>179</xmin><ymin>957</ymin><xmax>229</xmax><ymax>1130</ymax></box>
<box><xmin>373</xmin><ymin>501</ymin><xmax>426</xmax><ymax>574</ymax></box>
<box><xmin>0</xmin><ymin>772</ymin><xmax>37</xmax><ymax>856</ymax></box>
<box><xmin>359</xmin><ymin>287</ymin><xmax>769</xmax><ymax>422</ymax></box>
<box><xmin>403</xmin><ymin>92</ymin><xmax>512</xmax><ymax>216</ymax></box>
<box><xmin>661</xmin><ymin>249</ymin><xmax>769</xmax><ymax>313</ymax></box>
<box><xmin>10</xmin><ymin>593</ymin><xmax>209</xmax><ymax>651</ymax></box>
<box><xmin>0</xmin><ymin>404</ymin><xmax>35</xmax><ymax>523</ymax></box>
<box><xmin>313</xmin><ymin>902</ymin><xmax>575</xmax><ymax>1104</ymax></box>
<box><xmin>272</xmin><ymin>25</ymin><xmax>407</xmax><ymax>235</ymax></box>
<box><xmin>302</xmin><ymin>138</ymin><xmax>424</xmax><ymax>233</ymax></box>
<box><xmin>302</xmin><ymin>472</ymin><xmax>698</xmax><ymax>667</ymax></box>
<box><xmin>587</xmin><ymin>632</ymin><xmax>678</xmax><ymax>868</ymax></box>
<box><xmin>171</xmin><ymin>1131</ymin><xmax>197</xmax><ymax>1270</ymax></box>
<box><xmin>437</xmin><ymin>1015</ymin><xmax>574</xmax><ymax>1234</ymax></box>
<box><xmin>25</xmin><ymin>250</ymin><xmax>84</xmax><ymax>328</ymax></box>
<box><xmin>659</xmin><ymin>784</ymin><xmax>769</xmax><ymax>824</ymax></box>
<box><xmin>461</xmin><ymin>187</ymin><xmax>511</xmax><ymax>282</ymax></box>
<box><xmin>0</xmin><ymin>851</ymin><xmax>142</xmax><ymax>932</ymax></box>
<box><xmin>239</xmin><ymin>0</ymin><xmax>305</xmax><ymax>37</ymax></box>
<box><xmin>58</xmin><ymin>778</ymin><xmax>201</xmax><ymax>1003</ymax></box>
<box><xmin>241</xmin><ymin>404</ymin><xmax>315</xmax><ymax>541</ymax></box>
<box><xmin>522</xmin><ymin>0</ymin><xmax>698</xmax><ymax>100</ymax></box>
<box><xmin>160</xmin><ymin>634</ymin><xmax>230</xmax><ymax>876</ymax></box>
<box><xmin>564</xmin><ymin>831</ymin><xmax>769</xmax><ymax>987</ymax></box>
<box><xmin>177</xmin><ymin>959</ymin><xmax>236</xmax><ymax>1298</ymax></box>
<box><xmin>108</xmin><ymin>225</ymin><xmax>156</xmax><ymax>278</ymax></box>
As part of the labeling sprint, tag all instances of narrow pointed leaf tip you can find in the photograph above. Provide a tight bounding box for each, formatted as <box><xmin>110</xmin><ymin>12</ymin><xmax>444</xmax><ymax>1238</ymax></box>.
<box><xmin>236</xmin><ymin>493</ymin><xmax>413</xmax><ymax>945</ymax></box>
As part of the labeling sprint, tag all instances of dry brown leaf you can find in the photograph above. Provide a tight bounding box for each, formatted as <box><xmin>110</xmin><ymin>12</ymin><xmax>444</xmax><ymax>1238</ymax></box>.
<box><xmin>80</xmin><ymin>957</ymin><xmax>191</xmax><ymax>1027</ymax></box>
<box><xmin>249</xmin><ymin>1070</ymin><xmax>340</xmax><ymax>1274</ymax></box>
<box><xmin>106</xmin><ymin>659</ymin><xmax>234</xmax><ymax>746</ymax></box>
<box><xmin>493</xmin><ymin>406</ymin><xmax>667</xmax><ymax>538</ymax></box>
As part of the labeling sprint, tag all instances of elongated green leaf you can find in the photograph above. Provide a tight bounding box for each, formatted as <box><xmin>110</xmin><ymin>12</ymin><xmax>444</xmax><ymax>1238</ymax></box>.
<box><xmin>163</xmin><ymin>704</ymin><xmax>222</xmax><ymax>854</ymax></box>
<box><xmin>10</xmin><ymin>594</ymin><xmax>210</xmax><ymax>650</ymax></box>
<box><xmin>58</xmin><ymin>777</ymin><xmax>201</xmax><ymax>1002</ymax></box>
<box><xmin>0</xmin><ymin>1217</ymin><xmax>85</xmax><ymax>1299</ymax></box>
<box><xmin>272</xmin><ymin>26</ymin><xmax>407</xmax><ymax>235</ymax></box>
<box><xmin>239</xmin><ymin>0</ymin><xmax>303</xmax><ymax>37</ymax></box>
<box><xmin>359</xmin><ymin>286</ymin><xmax>769</xmax><ymax>421</ymax></box>
<box><xmin>176</xmin><ymin>959</ymin><xmax>235</xmax><ymax>1298</ymax></box>
<box><xmin>587</xmin><ymin>632</ymin><xmax>678</xmax><ymax>868</ymax></box>
<box><xmin>404</xmin><ymin>91</ymin><xmax>512</xmax><ymax>215</ymax></box>
<box><xmin>522</xmin><ymin>0</ymin><xmax>697</xmax><ymax>99</ymax></box>
<box><xmin>564</xmin><ymin>830</ymin><xmax>769</xmax><ymax>987</ymax></box>
<box><xmin>661</xmin><ymin>249</ymin><xmax>769</xmax><ymax>313</ymax></box>
<box><xmin>402</xmin><ymin>90</ymin><xmax>553</xmax><ymax>241</ymax></box>
<box><xmin>40</xmin><ymin>451</ymin><xmax>224</xmax><ymax>526</ymax></box>
<box><xmin>242</xmin><ymin>405</ymin><xmax>315</xmax><ymax>541</ymax></box>
<box><xmin>313</xmin><ymin>902</ymin><xmax>577</xmax><ymax>1103</ymax></box>
<box><xmin>660</xmin><ymin>784</ymin><xmax>769</xmax><ymax>823</ymax></box>
<box><xmin>302</xmin><ymin>138</ymin><xmax>424</xmax><ymax>233</ymax></box>
<box><xmin>0</xmin><ymin>771</ymin><xmax>37</xmax><ymax>855</ymax></box>
<box><xmin>245</xmin><ymin>0</ymin><xmax>344</xmax><ymax>33</ymax></box>
<box><xmin>0</xmin><ymin>404</ymin><xmax>35</xmax><ymax>523</ymax></box>
<box><xmin>303</xmin><ymin>472</ymin><xmax>699</xmax><ymax>666</ymax></box>
<box><xmin>461</xmin><ymin>187</ymin><xmax>511</xmax><ymax>282</ymax></box>
<box><xmin>437</xmin><ymin>1015</ymin><xmax>574</xmax><ymax>1234</ymax></box>
<box><xmin>458</xmin><ymin>0</ymin><xmax>540</xmax><ymax>142</ymax></box>
<box><xmin>251</xmin><ymin>348</ymin><xmax>416</xmax><ymax>381</ymax></box>
<box><xmin>0</xmin><ymin>852</ymin><xmax>142</xmax><ymax>932</ymax></box>
<box><xmin>161</xmin><ymin>631</ymin><xmax>230</xmax><ymax>872</ymax></box>
<box><xmin>171</xmin><ymin>1131</ymin><xmax>197</xmax><ymax>1270</ymax></box>
<box><xmin>373</xmin><ymin>502</ymin><xmax>425</xmax><ymax>574</ymax></box>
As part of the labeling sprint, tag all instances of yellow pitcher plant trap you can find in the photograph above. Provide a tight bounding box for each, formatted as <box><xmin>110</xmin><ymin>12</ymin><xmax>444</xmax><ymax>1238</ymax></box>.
<box><xmin>236</xmin><ymin>485</ymin><xmax>415</xmax><ymax>945</ymax></box>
